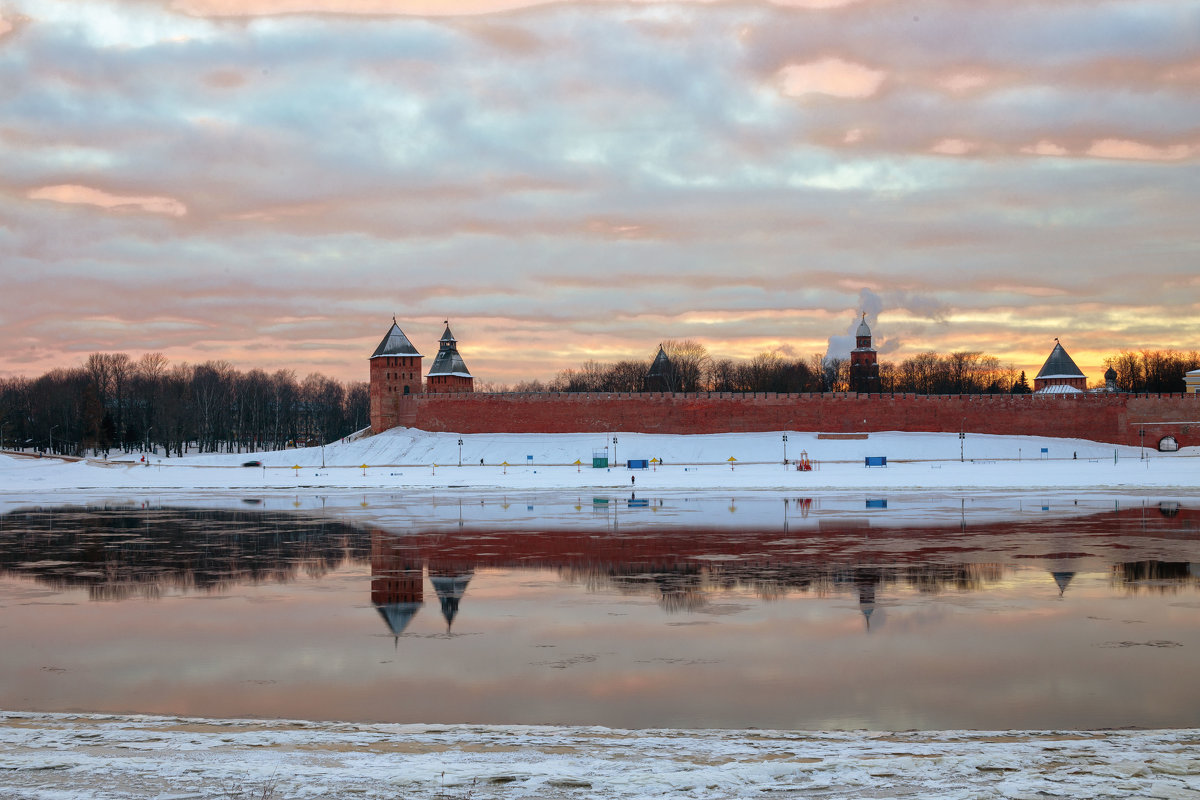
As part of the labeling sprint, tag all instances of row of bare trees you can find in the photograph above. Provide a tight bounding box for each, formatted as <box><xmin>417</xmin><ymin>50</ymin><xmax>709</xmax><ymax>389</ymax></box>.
<box><xmin>0</xmin><ymin>353</ymin><xmax>369</xmax><ymax>457</ymax></box>
<box><xmin>1104</xmin><ymin>350</ymin><xmax>1200</xmax><ymax>393</ymax></box>
<box><xmin>506</xmin><ymin>340</ymin><xmax>1024</xmax><ymax>395</ymax></box>
<box><xmin>512</xmin><ymin>344</ymin><xmax>1200</xmax><ymax>396</ymax></box>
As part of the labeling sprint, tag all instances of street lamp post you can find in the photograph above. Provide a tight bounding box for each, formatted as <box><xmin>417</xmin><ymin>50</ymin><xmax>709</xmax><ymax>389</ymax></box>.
<box><xmin>321</xmin><ymin>443</ymin><xmax>326</xmax><ymax>468</ymax></box>
<box><xmin>782</xmin><ymin>434</ymin><xmax>788</xmax><ymax>465</ymax></box>
<box><xmin>613</xmin><ymin>436</ymin><xmax>618</xmax><ymax>466</ymax></box>
<box><xmin>458</xmin><ymin>438</ymin><xmax>463</xmax><ymax>467</ymax></box>
<box><xmin>1140</xmin><ymin>428</ymin><xmax>1146</xmax><ymax>461</ymax></box>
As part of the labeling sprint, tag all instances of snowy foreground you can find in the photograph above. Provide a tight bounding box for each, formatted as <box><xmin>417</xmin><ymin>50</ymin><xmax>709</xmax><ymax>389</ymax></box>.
<box><xmin>2</xmin><ymin>428</ymin><xmax>1198</xmax><ymax>493</ymax></box>
<box><xmin>2</xmin><ymin>712</ymin><xmax>1199</xmax><ymax>800</ymax></box>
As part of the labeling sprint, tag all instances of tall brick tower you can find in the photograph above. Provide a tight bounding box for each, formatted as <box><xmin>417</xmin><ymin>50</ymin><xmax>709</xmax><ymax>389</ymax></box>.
<box><xmin>369</xmin><ymin>319</ymin><xmax>423</xmax><ymax>432</ymax></box>
<box><xmin>425</xmin><ymin>322</ymin><xmax>474</xmax><ymax>394</ymax></box>
<box><xmin>849</xmin><ymin>313</ymin><xmax>880</xmax><ymax>394</ymax></box>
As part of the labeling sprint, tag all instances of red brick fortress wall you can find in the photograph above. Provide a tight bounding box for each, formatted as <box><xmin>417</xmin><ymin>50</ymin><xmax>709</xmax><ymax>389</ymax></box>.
<box><xmin>402</xmin><ymin>391</ymin><xmax>1200</xmax><ymax>449</ymax></box>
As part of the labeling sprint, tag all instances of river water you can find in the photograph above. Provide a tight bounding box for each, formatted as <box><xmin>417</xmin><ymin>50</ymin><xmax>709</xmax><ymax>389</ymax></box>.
<box><xmin>1</xmin><ymin>491</ymin><xmax>1197</xmax><ymax>730</ymax></box>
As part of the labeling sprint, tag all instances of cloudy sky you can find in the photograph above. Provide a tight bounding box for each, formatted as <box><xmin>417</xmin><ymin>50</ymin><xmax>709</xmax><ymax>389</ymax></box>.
<box><xmin>2</xmin><ymin>0</ymin><xmax>1197</xmax><ymax>386</ymax></box>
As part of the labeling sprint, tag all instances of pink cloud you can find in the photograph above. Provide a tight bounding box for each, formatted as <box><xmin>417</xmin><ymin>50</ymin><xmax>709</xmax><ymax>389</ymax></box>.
<box><xmin>28</xmin><ymin>185</ymin><xmax>188</xmax><ymax>217</ymax></box>
<box><xmin>1020</xmin><ymin>140</ymin><xmax>1070</xmax><ymax>157</ymax></box>
<box><xmin>929</xmin><ymin>138</ymin><xmax>978</xmax><ymax>156</ymax></box>
<box><xmin>1086</xmin><ymin>139</ymin><xmax>1195</xmax><ymax>162</ymax></box>
<box><xmin>938</xmin><ymin>71</ymin><xmax>993</xmax><ymax>94</ymax></box>
<box><xmin>776</xmin><ymin>58</ymin><xmax>886</xmax><ymax>99</ymax></box>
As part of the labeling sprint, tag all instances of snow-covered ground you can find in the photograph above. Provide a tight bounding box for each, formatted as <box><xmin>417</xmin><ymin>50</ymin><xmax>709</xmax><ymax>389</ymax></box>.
<box><xmin>2</xmin><ymin>427</ymin><xmax>1197</xmax><ymax>493</ymax></box>
<box><xmin>2</xmin><ymin>712</ymin><xmax>1198</xmax><ymax>800</ymax></box>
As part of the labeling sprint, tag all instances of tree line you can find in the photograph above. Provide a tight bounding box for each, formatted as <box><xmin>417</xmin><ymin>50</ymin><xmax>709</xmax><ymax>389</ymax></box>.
<box><xmin>505</xmin><ymin>340</ymin><xmax>1024</xmax><ymax>395</ymax></box>
<box><xmin>504</xmin><ymin>342</ymin><xmax>1200</xmax><ymax>396</ymax></box>
<box><xmin>4</xmin><ymin>345</ymin><xmax>1194</xmax><ymax>458</ymax></box>
<box><xmin>0</xmin><ymin>353</ymin><xmax>368</xmax><ymax>457</ymax></box>
<box><xmin>1104</xmin><ymin>350</ymin><xmax>1200</xmax><ymax>394</ymax></box>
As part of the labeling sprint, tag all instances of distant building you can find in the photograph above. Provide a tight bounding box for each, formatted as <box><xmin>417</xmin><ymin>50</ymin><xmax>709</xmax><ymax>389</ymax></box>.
<box><xmin>849</xmin><ymin>313</ymin><xmax>880</xmax><ymax>394</ymax></box>
<box><xmin>1033</xmin><ymin>339</ymin><xmax>1087</xmax><ymax>393</ymax></box>
<box><xmin>1186</xmin><ymin>369</ymin><xmax>1200</xmax><ymax>394</ymax></box>
<box><xmin>425</xmin><ymin>323</ymin><xmax>474</xmax><ymax>394</ymax></box>
<box><xmin>644</xmin><ymin>344</ymin><xmax>674</xmax><ymax>392</ymax></box>
<box><xmin>1104</xmin><ymin>366</ymin><xmax>1119</xmax><ymax>392</ymax></box>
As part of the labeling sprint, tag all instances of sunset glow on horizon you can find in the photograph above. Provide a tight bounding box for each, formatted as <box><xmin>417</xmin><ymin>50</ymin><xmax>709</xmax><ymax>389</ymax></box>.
<box><xmin>2</xmin><ymin>0</ymin><xmax>1197</xmax><ymax>386</ymax></box>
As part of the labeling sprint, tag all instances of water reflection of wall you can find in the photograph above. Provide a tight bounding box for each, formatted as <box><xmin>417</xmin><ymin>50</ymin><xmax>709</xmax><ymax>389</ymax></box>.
<box><xmin>3</xmin><ymin>504</ymin><xmax>1198</xmax><ymax>635</ymax></box>
<box><xmin>558</xmin><ymin>562</ymin><xmax>1005</xmax><ymax>625</ymax></box>
<box><xmin>0</xmin><ymin>506</ymin><xmax>369</xmax><ymax>600</ymax></box>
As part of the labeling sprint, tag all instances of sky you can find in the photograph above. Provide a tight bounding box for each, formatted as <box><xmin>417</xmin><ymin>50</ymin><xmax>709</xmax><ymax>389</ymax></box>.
<box><xmin>1</xmin><ymin>0</ymin><xmax>1198</xmax><ymax>386</ymax></box>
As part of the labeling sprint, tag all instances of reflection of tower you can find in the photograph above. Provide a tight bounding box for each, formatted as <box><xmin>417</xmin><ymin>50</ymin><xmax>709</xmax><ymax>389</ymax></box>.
<box><xmin>429</xmin><ymin>565</ymin><xmax>475</xmax><ymax>631</ymax></box>
<box><xmin>854</xmin><ymin>569</ymin><xmax>883</xmax><ymax>632</ymax></box>
<box><xmin>1050</xmin><ymin>571</ymin><xmax>1076</xmax><ymax>597</ymax></box>
<box><xmin>371</xmin><ymin>530</ymin><xmax>424</xmax><ymax>640</ymax></box>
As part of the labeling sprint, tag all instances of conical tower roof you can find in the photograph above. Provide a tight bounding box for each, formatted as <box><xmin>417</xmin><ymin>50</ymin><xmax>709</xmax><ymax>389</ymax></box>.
<box><xmin>426</xmin><ymin>321</ymin><xmax>472</xmax><ymax>378</ymax></box>
<box><xmin>371</xmin><ymin>320</ymin><xmax>422</xmax><ymax>358</ymax></box>
<box><xmin>647</xmin><ymin>345</ymin><xmax>672</xmax><ymax>379</ymax></box>
<box><xmin>1035</xmin><ymin>340</ymin><xmax>1085</xmax><ymax>381</ymax></box>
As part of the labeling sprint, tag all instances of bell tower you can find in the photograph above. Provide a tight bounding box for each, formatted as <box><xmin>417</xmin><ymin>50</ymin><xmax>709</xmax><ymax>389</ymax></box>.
<box><xmin>849</xmin><ymin>312</ymin><xmax>880</xmax><ymax>394</ymax></box>
<box><xmin>425</xmin><ymin>322</ymin><xmax>474</xmax><ymax>393</ymax></box>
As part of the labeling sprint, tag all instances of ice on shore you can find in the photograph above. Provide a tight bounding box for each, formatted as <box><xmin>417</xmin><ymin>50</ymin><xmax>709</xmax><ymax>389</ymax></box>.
<box><xmin>1</xmin><ymin>712</ymin><xmax>1198</xmax><ymax>799</ymax></box>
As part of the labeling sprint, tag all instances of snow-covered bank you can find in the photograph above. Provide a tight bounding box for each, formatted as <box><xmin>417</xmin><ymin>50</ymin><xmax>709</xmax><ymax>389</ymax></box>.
<box><xmin>2</xmin><ymin>428</ymin><xmax>1197</xmax><ymax>493</ymax></box>
<box><xmin>1</xmin><ymin>712</ymin><xmax>1196</xmax><ymax>800</ymax></box>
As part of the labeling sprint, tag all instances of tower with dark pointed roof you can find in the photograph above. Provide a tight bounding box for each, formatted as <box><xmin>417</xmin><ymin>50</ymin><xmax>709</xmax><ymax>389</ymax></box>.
<box><xmin>849</xmin><ymin>313</ymin><xmax>880</xmax><ymax>394</ymax></box>
<box><xmin>425</xmin><ymin>322</ymin><xmax>474</xmax><ymax>394</ymax></box>
<box><xmin>1034</xmin><ymin>339</ymin><xmax>1087</xmax><ymax>393</ymax></box>
<box><xmin>644</xmin><ymin>344</ymin><xmax>675</xmax><ymax>392</ymax></box>
<box><xmin>369</xmin><ymin>318</ymin><xmax>423</xmax><ymax>432</ymax></box>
